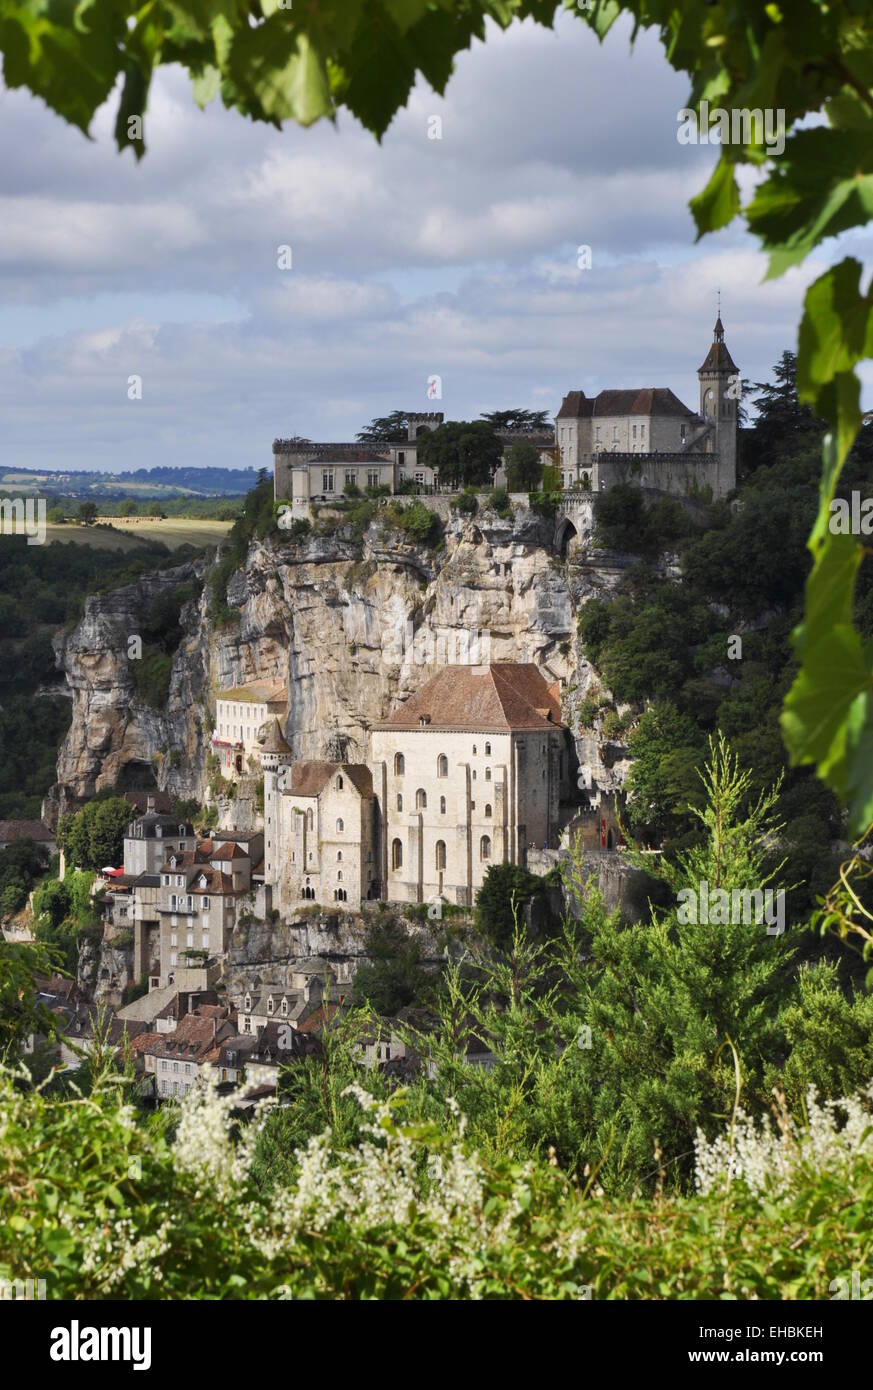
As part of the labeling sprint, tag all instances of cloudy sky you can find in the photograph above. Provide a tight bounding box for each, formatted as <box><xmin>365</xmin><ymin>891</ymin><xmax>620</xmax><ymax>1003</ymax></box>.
<box><xmin>0</xmin><ymin>9</ymin><xmax>867</xmax><ymax>475</ymax></box>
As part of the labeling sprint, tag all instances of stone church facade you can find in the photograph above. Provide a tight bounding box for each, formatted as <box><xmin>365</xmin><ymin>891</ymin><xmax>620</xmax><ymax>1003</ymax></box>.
<box><xmin>260</xmin><ymin>662</ymin><xmax>572</xmax><ymax>913</ymax></box>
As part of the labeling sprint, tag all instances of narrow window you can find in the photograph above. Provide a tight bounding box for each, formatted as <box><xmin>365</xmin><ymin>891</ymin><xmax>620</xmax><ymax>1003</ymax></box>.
<box><xmin>392</xmin><ymin>838</ymin><xmax>403</xmax><ymax>870</ymax></box>
<box><xmin>435</xmin><ymin>840</ymin><xmax>446</xmax><ymax>871</ymax></box>
<box><xmin>437</xmin><ymin>754</ymin><xmax>448</xmax><ymax>778</ymax></box>
<box><xmin>415</xmin><ymin>788</ymin><xmax>427</xmax><ymax>810</ymax></box>
<box><xmin>480</xmin><ymin>835</ymin><xmax>491</xmax><ymax>861</ymax></box>
<box><xmin>394</xmin><ymin>752</ymin><xmax>405</xmax><ymax>776</ymax></box>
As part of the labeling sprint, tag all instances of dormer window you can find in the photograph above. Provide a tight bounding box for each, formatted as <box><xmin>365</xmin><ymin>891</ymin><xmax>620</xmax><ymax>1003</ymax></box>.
<box><xmin>244</xmin><ymin>995</ymin><xmax>251</xmax><ymax>1011</ymax></box>
<box><xmin>268</xmin><ymin>996</ymin><xmax>274</xmax><ymax>1014</ymax></box>
<box><xmin>281</xmin><ymin>997</ymin><xmax>288</xmax><ymax>1014</ymax></box>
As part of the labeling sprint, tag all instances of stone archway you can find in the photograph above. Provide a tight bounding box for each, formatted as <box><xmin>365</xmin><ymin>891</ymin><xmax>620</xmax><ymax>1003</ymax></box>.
<box><xmin>554</xmin><ymin>517</ymin><xmax>577</xmax><ymax>558</ymax></box>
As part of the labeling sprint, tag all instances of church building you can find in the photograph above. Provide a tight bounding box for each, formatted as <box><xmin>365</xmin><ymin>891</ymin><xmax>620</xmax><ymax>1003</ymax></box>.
<box><xmin>260</xmin><ymin>662</ymin><xmax>572</xmax><ymax>914</ymax></box>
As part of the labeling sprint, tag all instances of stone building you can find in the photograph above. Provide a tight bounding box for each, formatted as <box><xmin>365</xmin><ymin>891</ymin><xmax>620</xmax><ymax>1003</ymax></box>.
<box><xmin>213</xmin><ymin>679</ymin><xmax>288</xmax><ymax>778</ymax></box>
<box><xmin>259</xmin><ymin>663</ymin><xmax>571</xmax><ymax>912</ymax></box>
<box><xmin>102</xmin><ymin>808</ymin><xmax>197</xmax><ymax>983</ymax></box>
<box><xmin>272</xmin><ymin>319</ymin><xmax>738</xmax><ymax>510</ymax></box>
<box><xmin>157</xmin><ymin>837</ymin><xmax>253</xmax><ymax>987</ymax></box>
<box><xmin>554</xmin><ymin>317</ymin><xmax>738</xmax><ymax>499</ymax></box>
<box><xmin>371</xmin><ymin>662</ymin><xmax>572</xmax><ymax>908</ymax></box>
<box><xmin>262</xmin><ymin>728</ymin><xmax>377</xmax><ymax>913</ymax></box>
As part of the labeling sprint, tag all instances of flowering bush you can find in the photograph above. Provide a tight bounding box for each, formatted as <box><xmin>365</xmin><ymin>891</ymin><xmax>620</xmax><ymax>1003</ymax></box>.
<box><xmin>3</xmin><ymin>1063</ymin><xmax>873</xmax><ymax>1300</ymax></box>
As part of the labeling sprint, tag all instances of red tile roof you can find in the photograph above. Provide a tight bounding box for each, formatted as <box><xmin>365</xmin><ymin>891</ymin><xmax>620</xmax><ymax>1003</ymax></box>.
<box><xmin>287</xmin><ymin>762</ymin><xmax>373</xmax><ymax>798</ymax></box>
<box><xmin>374</xmin><ymin>663</ymin><xmax>563</xmax><ymax>732</ymax></box>
<box><xmin>556</xmin><ymin>387</ymin><xmax>695</xmax><ymax>419</ymax></box>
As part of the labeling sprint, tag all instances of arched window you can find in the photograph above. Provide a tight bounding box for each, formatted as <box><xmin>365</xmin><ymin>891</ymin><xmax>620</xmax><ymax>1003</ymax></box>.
<box><xmin>337</xmin><ymin>851</ymin><xmax>342</xmax><ymax>862</ymax></box>
<box><xmin>415</xmin><ymin>788</ymin><xmax>427</xmax><ymax>810</ymax></box>
<box><xmin>394</xmin><ymin>752</ymin><xmax>405</xmax><ymax>776</ymax></box>
<box><xmin>336</xmin><ymin>818</ymin><xmax>344</xmax><ymax>833</ymax></box>
<box><xmin>392</xmin><ymin>838</ymin><xmax>403</xmax><ymax>870</ymax></box>
<box><xmin>472</xmin><ymin>744</ymin><xmax>477</xmax><ymax>755</ymax></box>
<box><xmin>484</xmin><ymin>742</ymin><xmax>491</xmax><ymax>756</ymax></box>
<box><xmin>337</xmin><ymin>871</ymin><xmax>342</xmax><ymax>882</ymax></box>
<box><xmin>396</xmin><ymin>794</ymin><xmax>403</xmax><ymax>812</ymax></box>
<box><xmin>437</xmin><ymin>754</ymin><xmax>448</xmax><ymax>778</ymax></box>
<box><xmin>485</xmin><ymin>804</ymin><xmax>492</xmax><ymax>818</ymax></box>
<box><xmin>485</xmin><ymin>768</ymin><xmax>491</xmax><ymax>781</ymax></box>
<box><xmin>435</xmin><ymin>840</ymin><xmax>446</xmax><ymax>871</ymax></box>
<box><xmin>337</xmin><ymin>775</ymin><xmax>344</xmax><ymax>790</ymax></box>
<box><xmin>480</xmin><ymin>835</ymin><xmax>491</xmax><ymax>861</ymax></box>
<box><xmin>440</xmin><ymin>796</ymin><xmax>446</xmax><ymax>814</ymax></box>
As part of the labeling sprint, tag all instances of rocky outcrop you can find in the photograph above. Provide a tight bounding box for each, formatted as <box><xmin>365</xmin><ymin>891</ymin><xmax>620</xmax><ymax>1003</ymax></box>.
<box><xmin>47</xmin><ymin>501</ymin><xmax>631</xmax><ymax>821</ymax></box>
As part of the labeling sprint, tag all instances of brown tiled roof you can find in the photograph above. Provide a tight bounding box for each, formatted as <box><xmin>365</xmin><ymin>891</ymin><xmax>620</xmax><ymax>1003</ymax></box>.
<box><xmin>123</xmin><ymin>791</ymin><xmax>173</xmax><ymax>814</ymax></box>
<box><xmin>210</xmin><ymin>842</ymin><xmax>247</xmax><ymax>861</ymax></box>
<box><xmin>137</xmin><ymin>1008</ymin><xmax>237</xmax><ymax>1063</ymax></box>
<box><xmin>556</xmin><ymin>387</ymin><xmax>695</xmax><ymax>420</ymax></box>
<box><xmin>0</xmin><ymin>820</ymin><xmax>54</xmax><ymax>842</ymax></box>
<box><xmin>374</xmin><ymin>663</ymin><xmax>563</xmax><ymax>732</ymax></box>
<box><xmin>288</xmin><ymin>762</ymin><xmax>373</xmax><ymax>798</ymax></box>
<box><xmin>259</xmin><ymin>717</ymin><xmax>292</xmax><ymax>755</ymax></box>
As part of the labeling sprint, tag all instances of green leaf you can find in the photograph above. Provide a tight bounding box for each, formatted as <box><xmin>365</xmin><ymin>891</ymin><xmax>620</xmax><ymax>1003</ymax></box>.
<box><xmin>747</xmin><ymin>126</ymin><xmax>873</xmax><ymax>278</ymax></box>
<box><xmin>689</xmin><ymin>156</ymin><xmax>740</xmax><ymax>237</ymax></box>
<box><xmin>781</xmin><ymin>625</ymin><xmax>872</xmax><ymax>786</ymax></box>
<box><xmin>845</xmin><ymin>691</ymin><xmax>873</xmax><ymax>838</ymax></box>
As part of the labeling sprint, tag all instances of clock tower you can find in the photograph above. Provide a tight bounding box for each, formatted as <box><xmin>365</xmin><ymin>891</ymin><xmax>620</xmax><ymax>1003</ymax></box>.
<box><xmin>698</xmin><ymin>315</ymin><xmax>739</xmax><ymax>496</ymax></box>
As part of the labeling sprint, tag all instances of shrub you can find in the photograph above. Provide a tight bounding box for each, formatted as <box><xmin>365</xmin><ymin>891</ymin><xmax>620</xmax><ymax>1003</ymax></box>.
<box><xmin>486</xmin><ymin>487</ymin><xmax>512</xmax><ymax>518</ymax></box>
<box><xmin>455</xmin><ymin>488</ymin><xmax>478</xmax><ymax>516</ymax></box>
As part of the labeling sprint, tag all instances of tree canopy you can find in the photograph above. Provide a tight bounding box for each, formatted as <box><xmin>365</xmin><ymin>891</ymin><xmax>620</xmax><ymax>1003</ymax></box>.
<box><xmin>416</xmin><ymin>420</ymin><xmax>502</xmax><ymax>489</ymax></box>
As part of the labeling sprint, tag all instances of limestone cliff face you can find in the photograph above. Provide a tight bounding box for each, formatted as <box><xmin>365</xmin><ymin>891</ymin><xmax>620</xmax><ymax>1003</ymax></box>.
<box><xmin>48</xmin><ymin>502</ymin><xmax>629</xmax><ymax>818</ymax></box>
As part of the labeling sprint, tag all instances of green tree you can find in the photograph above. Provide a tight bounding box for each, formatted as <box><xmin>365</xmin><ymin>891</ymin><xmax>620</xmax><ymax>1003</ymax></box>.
<box><xmin>480</xmin><ymin>409</ymin><xmax>550</xmax><ymax>431</ymax></box>
<box><xmin>118</xmin><ymin>499</ymin><xmax>139</xmax><ymax>516</ymax></box>
<box><xmin>505</xmin><ymin>441</ymin><xmax>542</xmax><ymax>491</ymax></box>
<box><xmin>351</xmin><ymin>915</ymin><xmax>431</xmax><ymax>1015</ymax></box>
<box><xmin>417</xmin><ymin>421</ymin><xmax>501</xmax><ymax>490</ymax></box>
<box><xmin>355</xmin><ymin>412</ymin><xmax>408</xmax><ymax>443</ymax></box>
<box><xmin>77</xmin><ymin>502</ymin><xmax>98</xmax><ymax>524</ymax></box>
<box><xmin>475</xmin><ymin>862</ymin><xmax>544</xmax><ymax>952</ymax></box>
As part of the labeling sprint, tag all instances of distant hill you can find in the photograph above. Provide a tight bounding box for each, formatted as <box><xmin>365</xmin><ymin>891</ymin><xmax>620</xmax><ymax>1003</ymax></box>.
<box><xmin>0</xmin><ymin>464</ymin><xmax>261</xmax><ymax>500</ymax></box>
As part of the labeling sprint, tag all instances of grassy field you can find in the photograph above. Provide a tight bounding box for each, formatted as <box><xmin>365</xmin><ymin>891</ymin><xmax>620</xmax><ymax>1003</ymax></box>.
<box><xmin>0</xmin><ymin>519</ymin><xmax>233</xmax><ymax>551</ymax></box>
<box><xmin>95</xmin><ymin>517</ymin><xmax>233</xmax><ymax>548</ymax></box>
<box><xmin>30</xmin><ymin>518</ymin><xmax>235</xmax><ymax>550</ymax></box>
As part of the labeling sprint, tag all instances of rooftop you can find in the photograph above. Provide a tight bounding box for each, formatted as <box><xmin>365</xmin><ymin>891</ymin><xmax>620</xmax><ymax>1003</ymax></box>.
<box><xmin>220</xmin><ymin>679</ymin><xmax>288</xmax><ymax>705</ymax></box>
<box><xmin>374</xmin><ymin>662</ymin><xmax>563</xmax><ymax>733</ymax></box>
<box><xmin>556</xmin><ymin>387</ymin><xmax>696</xmax><ymax>420</ymax></box>
<box><xmin>286</xmin><ymin>762</ymin><xmax>374</xmax><ymax>799</ymax></box>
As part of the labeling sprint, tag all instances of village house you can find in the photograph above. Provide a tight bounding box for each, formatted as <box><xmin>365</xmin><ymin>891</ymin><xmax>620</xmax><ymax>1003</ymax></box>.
<box><xmin>212</xmin><ymin>678</ymin><xmax>288</xmax><ymax>778</ymax></box>
<box><xmin>131</xmin><ymin>1003</ymin><xmax>237</xmax><ymax>1100</ymax></box>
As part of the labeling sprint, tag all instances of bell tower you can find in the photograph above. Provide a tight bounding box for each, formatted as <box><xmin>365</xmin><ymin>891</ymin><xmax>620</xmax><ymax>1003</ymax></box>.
<box><xmin>697</xmin><ymin>313</ymin><xmax>739</xmax><ymax>498</ymax></box>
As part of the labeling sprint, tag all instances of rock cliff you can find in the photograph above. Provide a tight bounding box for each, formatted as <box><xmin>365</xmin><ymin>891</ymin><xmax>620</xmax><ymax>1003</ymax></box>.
<box><xmin>46</xmin><ymin>502</ymin><xmax>631</xmax><ymax>822</ymax></box>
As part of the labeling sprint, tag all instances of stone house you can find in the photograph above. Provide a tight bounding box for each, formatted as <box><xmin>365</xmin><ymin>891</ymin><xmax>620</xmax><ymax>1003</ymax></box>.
<box><xmin>157</xmin><ymin>839</ymin><xmax>252</xmax><ymax>987</ymax></box>
<box><xmin>132</xmin><ymin>1003</ymin><xmax>237</xmax><ymax>1100</ymax></box>
<box><xmin>262</xmin><ymin>744</ymin><xmax>377</xmax><ymax>912</ymax></box>
<box><xmin>213</xmin><ymin>679</ymin><xmax>288</xmax><ymax>778</ymax></box>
